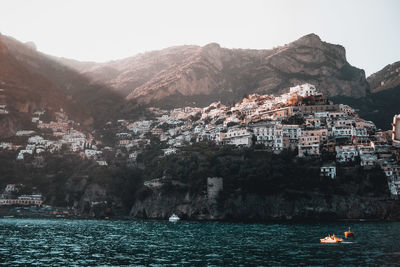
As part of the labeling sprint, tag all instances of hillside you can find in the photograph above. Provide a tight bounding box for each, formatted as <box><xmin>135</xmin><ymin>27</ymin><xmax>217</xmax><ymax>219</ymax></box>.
<box><xmin>368</xmin><ymin>61</ymin><xmax>400</xmax><ymax>93</ymax></box>
<box><xmin>0</xmin><ymin>37</ymin><xmax>67</xmax><ymax>137</ymax></box>
<box><xmin>332</xmin><ymin>61</ymin><xmax>400</xmax><ymax>130</ymax></box>
<box><xmin>60</xmin><ymin>34</ymin><xmax>369</xmax><ymax>107</ymax></box>
<box><xmin>0</xmin><ymin>34</ymin><xmax>125</xmax><ymax>136</ymax></box>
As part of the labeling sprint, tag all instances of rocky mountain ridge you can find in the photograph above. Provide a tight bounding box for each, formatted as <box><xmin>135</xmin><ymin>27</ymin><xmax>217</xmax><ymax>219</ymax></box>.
<box><xmin>1</xmin><ymin>31</ymin><xmax>399</xmax><ymax>131</ymax></box>
<box><xmin>60</xmin><ymin>33</ymin><xmax>369</xmax><ymax>107</ymax></box>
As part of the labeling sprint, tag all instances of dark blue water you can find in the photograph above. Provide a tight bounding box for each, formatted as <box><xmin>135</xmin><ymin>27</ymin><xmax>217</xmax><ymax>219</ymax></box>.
<box><xmin>0</xmin><ymin>219</ymin><xmax>400</xmax><ymax>266</ymax></box>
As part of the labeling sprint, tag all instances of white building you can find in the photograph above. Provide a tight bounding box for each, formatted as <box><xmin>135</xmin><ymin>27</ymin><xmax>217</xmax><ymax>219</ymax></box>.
<box><xmin>17</xmin><ymin>149</ymin><xmax>33</xmax><ymax>160</ymax></box>
<box><xmin>335</xmin><ymin>146</ymin><xmax>358</xmax><ymax>163</ymax></box>
<box><xmin>252</xmin><ymin>122</ymin><xmax>275</xmax><ymax>141</ymax></box>
<box><xmin>359</xmin><ymin>151</ymin><xmax>377</xmax><ymax>168</ymax></box>
<box><xmin>289</xmin><ymin>83</ymin><xmax>318</xmax><ymax>97</ymax></box>
<box><xmin>392</xmin><ymin>114</ymin><xmax>400</xmax><ymax>147</ymax></box>
<box><xmin>0</xmin><ymin>104</ymin><xmax>8</xmax><ymax>114</ymax></box>
<box><xmin>223</xmin><ymin>127</ymin><xmax>253</xmax><ymax>147</ymax></box>
<box><xmin>314</xmin><ymin>112</ymin><xmax>330</xmax><ymax>118</ymax></box>
<box><xmin>320</xmin><ymin>164</ymin><xmax>336</xmax><ymax>179</ymax></box>
<box><xmin>16</xmin><ymin>130</ymin><xmax>35</xmax><ymax>136</ymax></box>
<box><xmin>144</xmin><ymin>178</ymin><xmax>165</xmax><ymax>188</ymax></box>
<box><xmin>332</xmin><ymin>126</ymin><xmax>352</xmax><ymax>138</ymax></box>
<box><xmin>282</xmin><ymin>125</ymin><xmax>301</xmax><ymax>140</ymax></box>
<box><xmin>163</xmin><ymin>148</ymin><xmax>177</xmax><ymax>156</ymax></box>
<box><xmin>5</xmin><ymin>184</ymin><xmax>20</xmax><ymax>193</ymax></box>
<box><xmin>305</xmin><ymin>117</ymin><xmax>321</xmax><ymax>128</ymax></box>
<box><xmin>84</xmin><ymin>149</ymin><xmax>102</xmax><ymax>158</ymax></box>
<box><xmin>28</xmin><ymin>135</ymin><xmax>45</xmax><ymax>144</ymax></box>
<box><xmin>129</xmin><ymin>152</ymin><xmax>138</xmax><ymax>160</ymax></box>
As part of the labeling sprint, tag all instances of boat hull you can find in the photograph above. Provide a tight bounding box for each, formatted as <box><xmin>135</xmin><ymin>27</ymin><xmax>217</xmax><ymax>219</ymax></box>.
<box><xmin>344</xmin><ymin>232</ymin><xmax>354</xmax><ymax>238</ymax></box>
<box><xmin>320</xmin><ymin>240</ymin><xmax>342</xmax><ymax>243</ymax></box>
<box><xmin>169</xmin><ymin>214</ymin><xmax>180</xmax><ymax>222</ymax></box>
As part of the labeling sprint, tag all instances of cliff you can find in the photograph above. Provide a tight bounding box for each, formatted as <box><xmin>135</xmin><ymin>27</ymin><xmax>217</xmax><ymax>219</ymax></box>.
<box><xmin>128</xmin><ymin>144</ymin><xmax>396</xmax><ymax>222</ymax></box>
<box><xmin>130</xmin><ymin>189</ymin><xmax>400</xmax><ymax>222</ymax></box>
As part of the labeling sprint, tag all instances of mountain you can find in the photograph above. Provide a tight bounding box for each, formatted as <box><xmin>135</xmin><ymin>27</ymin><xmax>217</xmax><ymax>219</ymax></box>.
<box><xmin>331</xmin><ymin>61</ymin><xmax>400</xmax><ymax>130</ymax></box>
<box><xmin>2</xmin><ymin>32</ymin><xmax>396</xmax><ymax>131</ymax></box>
<box><xmin>0</xmin><ymin>34</ymin><xmax>124</xmax><ymax>137</ymax></box>
<box><xmin>367</xmin><ymin>61</ymin><xmax>400</xmax><ymax>93</ymax></box>
<box><xmin>61</xmin><ymin>33</ymin><xmax>369</xmax><ymax>107</ymax></box>
<box><xmin>0</xmin><ymin>36</ymin><xmax>66</xmax><ymax>137</ymax></box>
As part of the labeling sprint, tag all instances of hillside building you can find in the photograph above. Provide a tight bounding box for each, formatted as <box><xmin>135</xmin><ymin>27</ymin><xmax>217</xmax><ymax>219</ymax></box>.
<box><xmin>392</xmin><ymin>114</ymin><xmax>400</xmax><ymax>147</ymax></box>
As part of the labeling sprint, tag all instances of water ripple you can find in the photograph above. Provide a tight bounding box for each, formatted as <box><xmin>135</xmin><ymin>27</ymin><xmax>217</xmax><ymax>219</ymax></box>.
<box><xmin>0</xmin><ymin>219</ymin><xmax>399</xmax><ymax>265</ymax></box>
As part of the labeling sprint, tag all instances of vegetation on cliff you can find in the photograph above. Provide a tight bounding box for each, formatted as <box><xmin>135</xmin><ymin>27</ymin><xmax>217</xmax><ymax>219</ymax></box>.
<box><xmin>0</xmin><ymin>136</ymin><xmax>390</xmax><ymax>218</ymax></box>
<box><xmin>139</xmin><ymin>140</ymin><xmax>389</xmax><ymax>198</ymax></box>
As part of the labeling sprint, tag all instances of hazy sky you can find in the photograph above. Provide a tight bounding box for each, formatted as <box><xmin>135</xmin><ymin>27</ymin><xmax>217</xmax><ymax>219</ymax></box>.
<box><xmin>0</xmin><ymin>0</ymin><xmax>399</xmax><ymax>75</ymax></box>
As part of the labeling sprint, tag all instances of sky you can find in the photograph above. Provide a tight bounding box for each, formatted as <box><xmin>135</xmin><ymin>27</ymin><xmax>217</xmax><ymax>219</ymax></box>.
<box><xmin>0</xmin><ymin>0</ymin><xmax>399</xmax><ymax>76</ymax></box>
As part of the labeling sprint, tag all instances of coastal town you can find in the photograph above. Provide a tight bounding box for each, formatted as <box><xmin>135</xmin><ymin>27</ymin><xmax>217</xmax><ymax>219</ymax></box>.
<box><xmin>1</xmin><ymin>83</ymin><xmax>400</xmax><ymax>208</ymax></box>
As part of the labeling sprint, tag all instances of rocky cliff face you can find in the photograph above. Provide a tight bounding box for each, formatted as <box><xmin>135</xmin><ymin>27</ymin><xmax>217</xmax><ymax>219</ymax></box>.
<box><xmin>63</xmin><ymin>33</ymin><xmax>368</xmax><ymax>107</ymax></box>
<box><xmin>130</xmin><ymin>189</ymin><xmax>400</xmax><ymax>222</ymax></box>
<box><xmin>61</xmin><ymin>177</ymin><xmax>125</xmax><ymax>218</ymax></box>
<box><xmin>367</xmin><ymin>61</ymin><xmax>400</xmax><ymax>93</ymax></box>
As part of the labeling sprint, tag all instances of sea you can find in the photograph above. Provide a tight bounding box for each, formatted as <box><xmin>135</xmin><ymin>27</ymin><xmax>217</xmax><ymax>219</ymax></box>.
<box><xmin>0</xmin><ymin>218</ymin><xmax>399</xmax><ymax>266</ymax></box>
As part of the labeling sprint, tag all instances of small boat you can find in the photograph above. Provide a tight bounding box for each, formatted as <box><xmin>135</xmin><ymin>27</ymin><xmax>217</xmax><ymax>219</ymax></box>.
<box><xmin>344</xmin><ymin>227</ymin><xmax>354</xmax><ymax>238</ymax></box>
<box><xmin>169</xmin><ymin>213</ymin><xmax>180</xmax><ymax>222</ymax></box>
<box><xmin>320</xmin><ymin>234</ymin><xmax>344</xmax><ymax>243</ymax></box>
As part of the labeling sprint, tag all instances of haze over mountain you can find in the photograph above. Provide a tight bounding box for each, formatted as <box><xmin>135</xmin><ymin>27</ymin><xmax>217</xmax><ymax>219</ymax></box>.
<box><xmin>0</xmin><ymin>33</ymin><xmax>124</xmax><ymax>137</ymax></box>
<box><xmin>59</xmin><ymin>34</ymin><xmax>369</xmax><ymax>107</ymax></box>
<box><xmin>0</xmin><ymin>35</ymin><xmax>66</xmax><ymax>137</ymax></box>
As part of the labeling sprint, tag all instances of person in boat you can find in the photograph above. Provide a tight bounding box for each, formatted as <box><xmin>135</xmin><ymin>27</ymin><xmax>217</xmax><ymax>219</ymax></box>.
<box><xmin>345</xmin><ymin>227</ymin><xmax>354</xmax><ymax>238</ymax></box>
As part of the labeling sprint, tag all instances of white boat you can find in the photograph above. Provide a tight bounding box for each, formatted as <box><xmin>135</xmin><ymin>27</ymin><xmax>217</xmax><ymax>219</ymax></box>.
<box><xmin>169</xmin><ymin>213</ymin><xmax>180</xmax><ymax>222</ymax></box>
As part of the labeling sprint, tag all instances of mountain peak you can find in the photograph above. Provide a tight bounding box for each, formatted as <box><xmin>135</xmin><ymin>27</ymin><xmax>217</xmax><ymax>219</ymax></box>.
<box><xmin>203</xmin><ymin>42</ymin><xmax>221</xmax><ymax>49</ymax></box>
<box><xmin>291</xmin><ymin>33</ymin><xmax>324</xmax><ymax>48</ymax></box>
<box><xmin>299</xmin><ymin>33</ymin><xmax>321</xmax><ymax>41</ymax></box>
